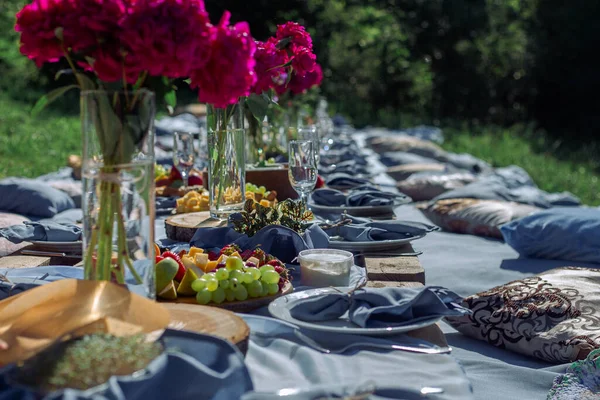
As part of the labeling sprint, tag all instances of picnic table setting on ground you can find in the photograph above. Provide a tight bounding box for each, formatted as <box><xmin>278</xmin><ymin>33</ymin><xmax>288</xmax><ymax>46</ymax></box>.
<box><xmin>2</xmin><ymin>1</ymin><xmax>600</xmax><ymax>399</ymax></box>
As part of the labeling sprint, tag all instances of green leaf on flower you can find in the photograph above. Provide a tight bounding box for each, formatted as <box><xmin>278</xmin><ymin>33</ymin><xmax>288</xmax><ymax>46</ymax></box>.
<box><xmin>276</xmin><ymin>37</ymin><xmax>292</xmax><ymax>50</ymax></box>
<box><xmin>246</xmin><ymin>93</ymin><xmax>270</xmax><ymax>123</ymax></box>
<box><xmin>54</xmin><ymin>27</ymin><xmax>64</xmax><ymax>42</ymax></box>
<box><xmin>183</xmin><ymin>79</ymin><xmax>191</xmax><ymax>85</ymax></box>
<box><xmin>164</xmin><ymin>90</ymin><xmax>177</xmax><ymax>109</ymax></box>
<box><xmin>31</xmin><ymin>84</ymin><xmax>78</xmax><ymax>117</ymax></box>
<box><xmin>76</xmin><ymin>73</ymin><xmax>96</xmax><ymax>91</ymax></box>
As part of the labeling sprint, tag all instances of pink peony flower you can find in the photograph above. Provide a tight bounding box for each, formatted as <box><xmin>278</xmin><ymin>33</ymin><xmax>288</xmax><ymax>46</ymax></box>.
<box><xmin>190</xmin><ymin>11</ymin><xmax>256</xmax><ymax>108</ymax></box>
<box><xmin>15</xmin><ymin>0</ymin><xmax>73</xmax><ymax>66</ymax></box>
<box><xmin>251</xmin><ymin>39</ymin><xmax>289</xmax><ymax>95</ymax></box>
<box><xmin>275</xmin><ymin>22</ymin><xmax>312</xmax><ymax>50</ymax></box>
<box><xmin>291</xmin><ymin>46</ymin><xmax>316</xmax><ymax>75</ymax></box>
<box><xmin>286</xmin><ymin>63</ymin><xmax>323</xmax><ymax>94</ymax></box>
<box><xmin>90</xmin><ymin>45</ymin><xmax>139</xmax><ymax>83</ymax></box>
<box><xmin>15</xmin><ymin>0</ymin><xmax>125</xmax><ymax>66</ymax></box>
<box><xmin>119</xmin><ymin>0</ymin><xmax>211</xmax><ymax>78</ymax></box>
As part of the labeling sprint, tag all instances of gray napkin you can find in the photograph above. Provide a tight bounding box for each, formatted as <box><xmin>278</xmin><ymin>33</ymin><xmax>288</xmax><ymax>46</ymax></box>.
<box><xmin>288</xmin><ymin>286</ymin><xmax>470</xmax><ymax>328</ymax></box>
<box><xmin>0</xmin><ymin>221</ymin><xmax>81</xmax><ymax>243</ymax></box>
<box><xmin>324</xmin><ymin>218</ymin><xmax>438</xmax><ymax>242</ymax></box>
<box><xmin>312</xmin><ymin>187</ymin><xmax>411</xmax><ymax>207</ymax></box>
<box><xmin>325</xmin><ymin>174</ymin><xmax>372</xmax><ymax>190</ymax></box>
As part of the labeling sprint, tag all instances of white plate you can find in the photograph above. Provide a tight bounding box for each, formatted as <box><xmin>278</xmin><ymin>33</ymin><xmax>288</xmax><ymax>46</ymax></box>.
<box><xmin>328</xmin><ymin>234</ymin><xmax>425</xmax><ymax>251</ymax></box>
<box><xmin>268</xmin><ymin>287</ymin><xmax>442</xmax><ymax>336</ymax></box>
<box><xmin>308</xmin><ymin>201</ymin><xmax>400</xmax><ymax>217</ymax></box>
<box><xmin>30</xmin><ymin>241</ymin><xmax>83</xmax><ymax>254</ymax></box>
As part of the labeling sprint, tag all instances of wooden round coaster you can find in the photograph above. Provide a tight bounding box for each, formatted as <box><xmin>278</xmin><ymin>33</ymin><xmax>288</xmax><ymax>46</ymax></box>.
<box><xmin>164</xmin><ymin>281</ymin><xmax>294</xmax><ymax>313</ymax></box>
<box><xmin>164</xmin><ymin>211</ymin><xmax>226</xmax><ymax>242</ymax></box>
<box><xmin>163</xmin><ymin>302</ymin><xmax>250</xmax><ymax>354</ymax></box>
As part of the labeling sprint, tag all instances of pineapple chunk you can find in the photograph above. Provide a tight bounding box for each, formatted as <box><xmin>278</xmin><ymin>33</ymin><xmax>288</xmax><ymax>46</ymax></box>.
<box><xmin>188</xmin><ymin>247</ymin><xmax>204</xmax><ymax>257</ymax></box>
<box><xmin>246</xmin><ymin>256</ymin><xmax>260</xmax><ymax>266</ymax></box>
<box><xmin>259</xmin><ymin>199</ymin><xmax>270</xmax><ymax>207</ymax></box>
<box><xmin>195</xmin><ymin>253</ymin><xmax>209</xmax><ymax>269</ymax></box>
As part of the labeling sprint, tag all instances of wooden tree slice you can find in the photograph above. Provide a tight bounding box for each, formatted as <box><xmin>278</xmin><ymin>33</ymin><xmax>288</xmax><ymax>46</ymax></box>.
<box><xmin>160</xmin><ymin>281</ymin><xmax>293</xmax><ymax>314</ymax></box>
<box><xmin>163</xmin><ymin>302</ymin><xmax>250</xmax><ymax>354</ymax></box>
<box><xmin>164</xmin><ymin>211</ymin><xmax>227</xmax><ymax>242</ymax></box>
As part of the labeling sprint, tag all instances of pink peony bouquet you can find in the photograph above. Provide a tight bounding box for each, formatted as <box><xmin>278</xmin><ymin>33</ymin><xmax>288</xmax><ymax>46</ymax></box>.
<box><xmin>15</xmin><ymin>0</ymin><xmax>256</xmax><ymax>109</ymax></box>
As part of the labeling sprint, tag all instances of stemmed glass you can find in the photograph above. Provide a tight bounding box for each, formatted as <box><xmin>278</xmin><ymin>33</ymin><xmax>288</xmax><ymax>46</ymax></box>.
<box><xmin>173</xmin><ymin>132</ymin><xmax>195</xmax><ymax>190</ymax></box>
<box><xmin>288</xmin><ymin>140</ymin><xmax>318</xmax><ymax>209</ymax></box>
<box><xmin>297</xmin><ymin>125</ymin><xmax>321</xmax><ymax>166</ymax></box>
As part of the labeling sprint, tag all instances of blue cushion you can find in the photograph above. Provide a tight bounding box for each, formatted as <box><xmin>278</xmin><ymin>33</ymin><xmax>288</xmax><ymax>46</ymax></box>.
<box><xmin>501</xmin><ymin>207</ymin><xmax>600</xmax><ymax>264</ymax></box>
<box><xmin>0</xmin><ymin>178</ymin><xmax>75</xmax><ymax>218</ymax></box>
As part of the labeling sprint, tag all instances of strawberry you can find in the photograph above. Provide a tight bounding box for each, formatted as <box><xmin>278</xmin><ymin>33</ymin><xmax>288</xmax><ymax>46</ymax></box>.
<box><xmin>274</xmin><ymin>265</ymin><xmax>284</xmax><ymax>274</ymax></box>
<box><xmin>315</xmin><ymin>175</ymin><xmax>325</xmax><ymax>189</ymax></box>
<box><xmin>208</xmin><ymin>251</ymin><xmax>220</xmax><ymax>261</ymax></box>
<box><xmin>178</xmin><ymin>249</ymin><xmax>187</xmax><ymax>258</ymax></box>
<box><xmin>188</xmin><ymin>175</ymin><xmax>203</xmax><ymax>186</ymax></box>
<box><xmin>169</xmin><ymin>166</ymin><xmax>182</xmax><ymax>181</ymax></box>
<box><xmin>240</xmin><ymin>249</ymin><xmax>253</xmax><ymax>261</ymax></box>
<box><xmin>267</xmin><ymin>259</ymin><xmax>282</xmax><ymax>267</ymax></box>
<box><xmin>162</xmin><ymin>251</ymin><xmax>186</xmax><ymax>281</ymax></box>
<box><xmin>278</xmin><ymin>277</ymin><xmax>286</xmax><ymax>291</ymax></box>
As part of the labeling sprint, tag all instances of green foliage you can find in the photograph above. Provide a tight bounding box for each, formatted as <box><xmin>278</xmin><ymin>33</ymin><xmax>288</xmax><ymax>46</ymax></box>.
<box><xmin>232</xmin><ymin>199</ymin><xmax>314</xmax><ymax>237</ymax></box>
<box><xmin>442</xmin><ymin>124</ymin><xmax>600</xmax><ymax>206</ymax></box>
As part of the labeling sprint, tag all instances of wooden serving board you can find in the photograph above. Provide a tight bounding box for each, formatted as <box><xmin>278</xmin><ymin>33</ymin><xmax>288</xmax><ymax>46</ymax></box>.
<box><xmin>163</xmin><ymin>302</ymin><xmax>250</xmax><ymax>354</ymax></box>
<box><xmin>160</xmin><ymin>281</ymin><xmax>293</xmax><ymax>313</ymax></box>
<box><xmin>164</xmin><ymin>211</ymin><xmax>227</xmax><ymax>242</ymax></box>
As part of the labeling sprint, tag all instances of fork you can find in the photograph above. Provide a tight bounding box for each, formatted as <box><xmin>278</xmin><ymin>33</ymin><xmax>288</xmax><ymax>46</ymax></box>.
<box><xmin>252</xmin><ymin>329</ymin><xmax>452</xmax><ymax>355</ymax></box>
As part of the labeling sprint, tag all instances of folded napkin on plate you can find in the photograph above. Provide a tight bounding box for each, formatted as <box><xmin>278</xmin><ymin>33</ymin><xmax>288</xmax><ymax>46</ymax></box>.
<box><xmin>323</xmin><ymin>217</ymin><xmax>438</xmax><ymax>242</ymax></box>
<box><xmin>288</xmin><ymin>286</ymin><xmax>470</xmax><ymax>328</ymax></box>
<box><xmin>0</xmin><ymin>221</ymin><xmax>81</xmax><ymax>243</ymax></box>
<box><xmin>324</xmin><ymin>174</ymin><xmax>372</xmax><ymax>190</ymax></box>
<box><xmin>312</xmin><ymin>187</ymin><xmax>411</xmax><ymax>207</ymax></box>
<box><xmin>320</xmin><ymin>151</ymin><xmax>368</xmax><ymax>166</ymax></box>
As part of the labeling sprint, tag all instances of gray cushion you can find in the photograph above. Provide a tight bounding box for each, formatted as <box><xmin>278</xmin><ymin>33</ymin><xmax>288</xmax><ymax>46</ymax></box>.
<box><xmin>0</xmin><ymin>178</ymin><xmax>75</xmax><ymax>218</ymax></box>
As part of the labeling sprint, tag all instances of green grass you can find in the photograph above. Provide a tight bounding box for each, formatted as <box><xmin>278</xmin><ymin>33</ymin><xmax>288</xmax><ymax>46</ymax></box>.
<box><xmin>443</xmin><ymin>125</ymin><xmax>600</xmax><ymax>206</ymax></box>
<box><xmin>0</xmin><ymin>93</ymin><xmax>80</xmax><ymax>178</ymax></box>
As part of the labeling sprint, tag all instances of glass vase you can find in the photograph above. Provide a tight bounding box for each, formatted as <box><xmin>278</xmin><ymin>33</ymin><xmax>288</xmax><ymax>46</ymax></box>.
<box><xmin>81</xmin><ymin>90</ymin><xmax>156</xmax><ymax>299</ymax></box>
<box><xmin>206</xmin><ymin>101</ymin><xmax>247</xmax><ymax>219</ymax></box>
<box><xmin>207</xmin><ymin>128</ymin><xmax>246</xmax><ymax>219</ymax></box>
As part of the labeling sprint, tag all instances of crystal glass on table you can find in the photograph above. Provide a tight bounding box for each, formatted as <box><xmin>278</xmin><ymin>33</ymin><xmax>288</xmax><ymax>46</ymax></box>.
<box><xmin>173</xmin><ymin>132</ymin><xmax>195</xmax><ymax>190</ymax></box>
<box><xmin>288</xmin><ymin>140</ymin><xmax>318</xmax><ymax>209</ymax></box>
<box><xmin>297</xmin><ymin>125</ymin><xmax>321</xmax><ymax>166</ymax></box>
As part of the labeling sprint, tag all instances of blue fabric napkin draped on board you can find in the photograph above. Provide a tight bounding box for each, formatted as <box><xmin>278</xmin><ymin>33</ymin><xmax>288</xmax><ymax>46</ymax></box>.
<box><xmin>0</xmin><ymin>330</ymin><xmax>253</xmax><ymax>400</ymax></box>
<box><xmin>312</xmin><ymin>187</ymin><xmax>411</xmax><ymax>207</ymax></box>
<box><xmin>0</xmin><ymin>221</ymin><xmax>81</xmax><ymax>243</ymax></box>
<box><xmin>324</xmin><ymin>174</ymin><xmax>373</xmax><ymax>190</ymax></box>
<box><xmin>323</xmin><ymin>217</ymin><xmax>439</xmax><ymax>242</ymax></box>
<box><xmin>319</xmin><ymin>160</ymin><xmax>370</xmax><ymax>176</ymax></box>
<box><xmin>288</xmin><ymin>286</ymin><xmax>470</xmax><ymax>328</ymax></box>
<box><xmin>190</xmin><ymin>223</ymin><xmax>329</xmax><ymax>263</ymax></box>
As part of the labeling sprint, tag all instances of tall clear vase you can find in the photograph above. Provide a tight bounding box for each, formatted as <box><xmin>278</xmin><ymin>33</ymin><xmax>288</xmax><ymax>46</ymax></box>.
<box><xmin>206</xmin><ymin>104</ymin><xmax>246</xmax><ymax>220</ymax></box>
<box><xmin>80</xmin><ymin>90</ymin><xmax>156</xmax><ymax>299</ymax></box>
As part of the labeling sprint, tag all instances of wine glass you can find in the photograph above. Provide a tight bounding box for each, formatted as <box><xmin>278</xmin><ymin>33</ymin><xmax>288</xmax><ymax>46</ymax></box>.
<box><xmin>173</xmin><ymin>132</ymin><xmax>195</xmax><ymax>190</ymax></box>
<box><xmin>288</xmin><ymin>140</ymin><xmax>318</xmax><ymax>209</ymax></box>
<box><xmin>297</xmin><ymin>125</ymin><xmax>321</xmax><ymax>166</ymax></box>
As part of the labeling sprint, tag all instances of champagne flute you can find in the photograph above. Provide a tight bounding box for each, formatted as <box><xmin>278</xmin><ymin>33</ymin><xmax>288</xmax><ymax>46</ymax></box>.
<box><xmin>288</xmin><ymin>140</ymin><xmax>318</xmax><ymax>209</ymax></box>
<box><xmin>297</xmin><ymin>125</ymin><xmax>321</xmax><ymax>166</ymax></box>
<box><xmin>173</xmin><ymin>132</ymin><xmax>195</xmax><ymax>190</ymax></box>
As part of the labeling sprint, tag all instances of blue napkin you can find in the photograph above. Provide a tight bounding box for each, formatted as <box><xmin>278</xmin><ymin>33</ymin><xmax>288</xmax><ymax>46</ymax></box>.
<box><xmin>320</xmin><ymin>152</ymin><xmax>368</xmax><ymax>167</ymax></box>
<box><xmin>312</xmin><ymin>187</ymin><xmax>411</xmax><ymax>207</ymax></box>
<box><xmin>319</xmin><ymin>160</ymin><xmax>369</xmax><ymax>176</ymax></box>
<box><xmin>190</xmin><ymin>224</ymin><xmax>329</xmax><ymax>263</ymax></box>
<box><xmin>0</xmin><ymin>329</ymin><xmax>253</xmax><ymax>400</ymax></box>
<box><xmin>288</xmin><ymin>286</ymin><xmax>471</xmax><ymax>328</ymax></box>
<box><xmin>0</xmin><ymin>221</ymin><xmax>81</xmax><ymax>243</ymax></box>
<box><xmin>324</xmin><ymin>174</ymin><xmax>372</xmax><ymax>190</ymax></box>
<box><xmin>324</xmin><ymin>218</ymin><xmax>438</xmax><ymax>242</ymax></box>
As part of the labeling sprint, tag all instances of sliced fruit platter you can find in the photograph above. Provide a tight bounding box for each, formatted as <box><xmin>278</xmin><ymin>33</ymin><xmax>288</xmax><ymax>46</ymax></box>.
<box><xmin>154</xmin><ymin>244</ymin><xmax>293</xmax><ymax>312</ymax></box>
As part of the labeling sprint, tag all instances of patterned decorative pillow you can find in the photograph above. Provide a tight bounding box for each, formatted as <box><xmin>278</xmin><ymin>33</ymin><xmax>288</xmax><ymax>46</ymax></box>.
<box><xmin>417</xmin><ymin>198</ymin><xmax>540</xmax><ymax>239</ymax></box>
<box><xmin>446</xmin><ymin>267</ymin><xmax>600</xmax><ymax>363</ymax></box>
<box><xmin>387</xmin><ymin>164</ymin><xmax>452</xmax><ymax>182</ymax></box>
<box><xmin>396</xmin><ymin>173</ymin><xmax>477</xmax><ymax>201</ymax></box>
